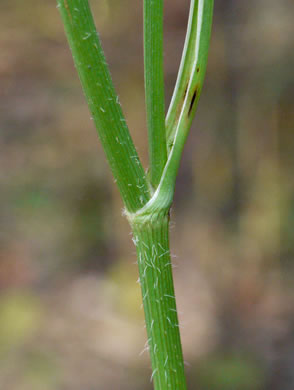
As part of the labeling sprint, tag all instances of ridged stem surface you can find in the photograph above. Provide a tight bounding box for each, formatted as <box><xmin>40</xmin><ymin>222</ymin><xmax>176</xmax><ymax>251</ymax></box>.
<box><xmin>130</xmin><ymin>212</ymin><xmax>187</xmax><ymax>390</ymax></box>
<box><xmin>144</xmin><ymin>0</ymin><xmax>167</xmax><ymax>188</ymax></box>
<box><xmin>57</xmin><ymin>1</ymin><xmax>214</xmax><ymax>389</ymax></box>
<box><xmin>57</xmin><ymin>0</ymin><xmax>150</xmax><ymax>212</ymax></box>
<box><xmin>166</xmin><ymin>0</ymin><xmax>214</xmax><ymax>154</ymax></box>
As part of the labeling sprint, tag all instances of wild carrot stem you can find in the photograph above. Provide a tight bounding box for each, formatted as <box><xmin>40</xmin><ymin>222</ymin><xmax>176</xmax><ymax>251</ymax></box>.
<box><xmin>131</xmin><ymin>213</ymin><xmax>187</xmax><ymax>389</ymax></box>
<box><xmin>58</xmin><ymin>0</ymin><xmax>214</xmax><ymax>388</ymax></box>
<box><xmin>57</xmin><ymin>0</ymin><xmax>150</xmax><ymax>212</ymax></box>
<box><xmin>144</xmin><ymin>0</ymin><xmax>167</xmax><ymax>189</ymax></box>
<box><xmin>166</xmin><ymin>0</ymin><xmax>214</xmax><ymax>154</ymax></box>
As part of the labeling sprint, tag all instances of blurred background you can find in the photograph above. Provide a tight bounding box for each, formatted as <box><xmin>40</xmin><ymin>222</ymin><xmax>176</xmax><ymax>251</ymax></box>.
<box><xmin>1</xmin><ymin>0</ymin><xmax>294</xmax><ymax>389</ymax></box>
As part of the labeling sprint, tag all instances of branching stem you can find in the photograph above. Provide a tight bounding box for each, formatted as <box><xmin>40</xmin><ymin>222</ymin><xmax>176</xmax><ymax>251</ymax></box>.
<box><xmin>57</xmin><ymin>0</ymin><xmax>214</xmax><ymax>389</ymax></box>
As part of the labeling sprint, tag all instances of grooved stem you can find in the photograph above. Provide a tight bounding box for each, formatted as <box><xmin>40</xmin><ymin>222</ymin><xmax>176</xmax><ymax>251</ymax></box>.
<box><xmin>131</xmin><ymin>213</ymin><xmax>187</xmax><ymax>390</ymax></box>
<box><xmin>57</xmin><ymin>0</ymin><xmax>150</xmax><ymax>212</ymax></box>
<box><xmin>144</xmin><ymin>0</ymin><xmax>167</xmax><ymax>188</ymax></box>
<box><xmin>57</xmin><ymin>1</ymin><xmax>214</xmax><ymax>388</ymax></box>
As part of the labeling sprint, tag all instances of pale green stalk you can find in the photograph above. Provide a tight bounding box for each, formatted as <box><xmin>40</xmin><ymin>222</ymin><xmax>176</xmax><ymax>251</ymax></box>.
<box><xmin>134</xmin><ymin>0</ymin><xmax>214</xmax><ymax>218</ymax></box>
<box><xmin>166</xmin><ymin>0</ymin><xmax>214</xmax><ymax>155</ymax></box>
<box><xmin>165</xmin><ymin>0</ymin><xmax>199</xmax><ymax>152</ymax></box>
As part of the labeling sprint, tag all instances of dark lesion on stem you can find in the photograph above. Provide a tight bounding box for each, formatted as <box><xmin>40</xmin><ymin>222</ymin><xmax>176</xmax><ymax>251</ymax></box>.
<box><xmin>183</xmin><ymin>85</ymin><xmax>188</xmax><ymax>101</ymax></box>
<box><xmin>188</xmin><ymin>86</ymin><xmax>198</xmax><ymax>117</ymax></box>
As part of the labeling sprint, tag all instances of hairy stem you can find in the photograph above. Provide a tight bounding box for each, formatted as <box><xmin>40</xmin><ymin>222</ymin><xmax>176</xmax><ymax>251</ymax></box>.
<box><xmin>129</xmin><ymin>211</ymin><xmax>187</xmax><ymax>390</ymax></box>
<box><xmin>58</xmin><ymin>1</ymin><xmax>214</xmax><ymax>389</ymax></box>
<box><xmin>57</xmin><ymin>0</ymin><xmax>150</xmax><ymax>212</ymax></box>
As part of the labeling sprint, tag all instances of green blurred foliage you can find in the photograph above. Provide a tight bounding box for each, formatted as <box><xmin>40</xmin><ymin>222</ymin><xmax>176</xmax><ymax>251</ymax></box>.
<box><xmin>0</xmin><ymin>293</ymin><xmax>41</xmax><ymax>354</ymax></box>
<box><xmin>20</xmin><ymin>351</ymin><xmax>60</xmax><ymax>390</ymax></box>
<box><xmin>196</xmin><ymin>353</ymin><xmax>265</xmax><ymax>390</ymax></box>
<box><xmin>107</xmin><ymin>260</ymin><xmax>143</xmax><ymax>320</ymax></box>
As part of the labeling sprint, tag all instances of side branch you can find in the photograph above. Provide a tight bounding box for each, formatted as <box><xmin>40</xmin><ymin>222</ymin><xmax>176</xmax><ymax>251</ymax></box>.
<box><xmin>166</xmin><ymin>0</ymin><xmax>214</xmax><ymax>153</ymax></box>
<box><xmin>57</xmin><ymin>0</ymin><xmax>150</xmax><ymax>212</ymax></box>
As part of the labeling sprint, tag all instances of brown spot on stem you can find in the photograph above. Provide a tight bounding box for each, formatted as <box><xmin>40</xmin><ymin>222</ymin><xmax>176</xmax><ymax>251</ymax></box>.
<box><xmin>188</xmin><ymin>88</ymin><xmax>198</xmax><ymax>116</ymax></box>
<box><xmin>196</xmin><ymin>66</ymin><xmax>200</xmax><ymax>73</ymax></box>
<box><xmin>183</xmin><ymin>84</ymin><xmax>188</xmax><ymax>101</ymax></box>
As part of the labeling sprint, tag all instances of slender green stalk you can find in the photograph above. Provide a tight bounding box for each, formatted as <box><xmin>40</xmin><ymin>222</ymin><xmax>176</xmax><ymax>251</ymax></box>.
<box><xmin>131</xmin><ymin>213</ymin><xmax>186</xmax><ymax>389</ymax></box>
<box><xmin>135</xmin><ymin>0</ymin><xmax>214</xmax><ymax>222</ymax></box>
<box><xmin>166</xmin><ymin>0</ymin><xmax>214</xmax><ymax>154</ymax></box>
<box><xmin>160</xmin><ymin>0</ymin><xmax>214</xmax><ymax>199</ymax></box>
<box><xmin>166</xmin><ymin>0</ymin><xmax>198</xmax><ymax>152</ymax></box>
<box><xmin>144</xmin><ymin>0</ymin><xmax>167</xmax><ymax>189</ymax></box>
<box><xmin>57</xmin><ymin>0</ymin><xmax>150</xmax><ymax>212</ymax></box>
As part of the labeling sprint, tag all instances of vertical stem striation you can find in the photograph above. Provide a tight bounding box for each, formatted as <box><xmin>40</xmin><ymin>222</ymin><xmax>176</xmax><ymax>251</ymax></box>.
<box><xmin>131</xmin><ymin>212</ymin><xmax>187</xmax><ymax>390</ymax></box>
<box><xmin>165</xmin><ymin>0</ymin><xmax>214</xmax><ymax>154</ymax></box>
<box><xmin>144</xmin><ymin>0</ymin><xmax>167</xmax><ymax>189</ymax></box>
<box><xmin>58</xmin><ymin>1</ymin><xmax>214</xmax><ymax>388</ymax></box>
<box><xmin>57</xmin><ymin>0</ymin><xmax>150</xmax><ymax>212</ymax></box>
<box><xmin>165</xmin><ymin>0</ymin><xmax>199</xmax><ymax>151</ymax></box>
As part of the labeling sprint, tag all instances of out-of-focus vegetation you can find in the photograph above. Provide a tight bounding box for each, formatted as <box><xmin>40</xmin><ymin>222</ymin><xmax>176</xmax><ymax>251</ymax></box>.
<box><xmin>0</xmin><ymin>0</ymin><xmax>293</xmax><ymax>389</ymax></box>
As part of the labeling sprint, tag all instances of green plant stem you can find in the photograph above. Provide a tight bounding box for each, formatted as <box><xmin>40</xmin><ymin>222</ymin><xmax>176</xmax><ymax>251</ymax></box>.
<box><xmin>165</xmin><ymin>0</ymin><xmax>198</xmax><ymax>152</ymax></box>
<box><xmin>166</xmin><ymin>0</ymin><xmax>214</xmax><ymax>154</ymax></box>
<box><xmin>58</xmin><ymin>1</ymin><xmax>214</xmax><ymax>389</ymax></box>
<box><xmin>57</xmin><ymin>0</ymin><xmax>150</xmax><ymax>212</ymax></box>
<box><xmin>144</xmin><ymin>0</ymin><xmax>167</xmax><ymax>189</ymax></box>
<box><xmin>132</xmin><ymin>0</ymin><xmax>214</xmax><ymax>229</ymax></box>
<box><xmin>144</xmin><ymin>0</ymin><xmax>214</xmax><ymax>213</ymax></box>
<box><xmin>130</xmin><ymin>212</ymin><xmax>187</xmax><ymax>390</ymax></box>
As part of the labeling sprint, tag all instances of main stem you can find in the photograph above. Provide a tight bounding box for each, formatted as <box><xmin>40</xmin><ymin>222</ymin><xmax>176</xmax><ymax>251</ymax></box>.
<box><xmin>130</xmin><ymin>210</ymin><xmax>187</xmax><ymax>389</ymax></box>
